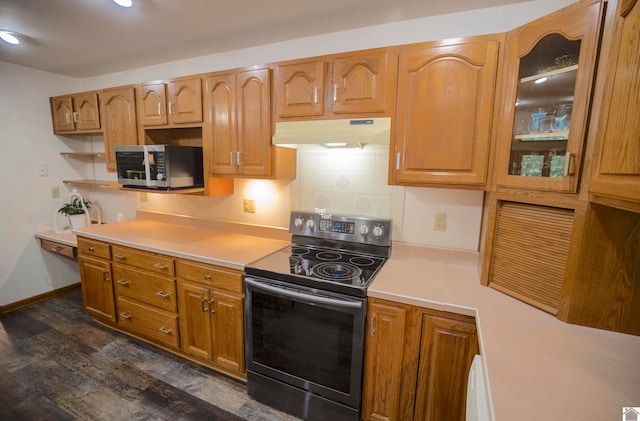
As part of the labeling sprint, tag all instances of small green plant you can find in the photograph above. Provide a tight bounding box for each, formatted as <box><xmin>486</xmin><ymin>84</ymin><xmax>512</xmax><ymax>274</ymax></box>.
<box><xmin>58</xmin><ymin>196</ymin><xmax>92</xmax><ymax>216</ymax></box>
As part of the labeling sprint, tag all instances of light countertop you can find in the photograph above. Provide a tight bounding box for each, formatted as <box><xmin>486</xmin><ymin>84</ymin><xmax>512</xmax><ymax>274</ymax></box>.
<box><xmin>72</xmin><ymin>219</ymin><xmax>289</xmax><ymax>270</ymax></box>
<box><xmin>370</xmin><ymin>242</ymin><xmax>640</xmax><ymax>421</ymax></box>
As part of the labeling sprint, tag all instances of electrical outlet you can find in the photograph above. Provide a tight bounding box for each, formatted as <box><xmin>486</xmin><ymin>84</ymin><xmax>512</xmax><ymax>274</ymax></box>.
<box><xmin>243</xmin><ymin>199</ymin><xmax>255</xmax><ymax>213</ymax></box>
<box><xmin>140</xmin><ymin>192</ymin><xmax>148</xmax><ymax>202</ymax></box>
<box><xmin>434</xmin><ymin>213</ymin><xmax>446</xmax><ymax>231</ymax></box>
<box><xmin>51</xmin><ymin>186</ymin><xmax>60</xmax><ymax>198</ymax></box>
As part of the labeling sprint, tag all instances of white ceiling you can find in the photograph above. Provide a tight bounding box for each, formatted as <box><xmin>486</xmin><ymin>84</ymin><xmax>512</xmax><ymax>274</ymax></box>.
<box><xmin>0</xmin><ymin>0</ymin><xmax>531</xmax><ymax>78</ymax></box>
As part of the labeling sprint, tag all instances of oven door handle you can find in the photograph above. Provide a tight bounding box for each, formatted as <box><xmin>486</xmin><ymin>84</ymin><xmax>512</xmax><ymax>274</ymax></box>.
<box><xmin>245</xmin><ymin>278</ymin><xmax>363</xmax><ymax>309</ymax></box>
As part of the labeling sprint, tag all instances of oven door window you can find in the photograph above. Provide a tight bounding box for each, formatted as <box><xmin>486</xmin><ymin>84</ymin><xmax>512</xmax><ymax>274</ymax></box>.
<box><xmin>246</xmin><ymin>278</ymin><xmax>365</xmax><ymax>403</ymax></box>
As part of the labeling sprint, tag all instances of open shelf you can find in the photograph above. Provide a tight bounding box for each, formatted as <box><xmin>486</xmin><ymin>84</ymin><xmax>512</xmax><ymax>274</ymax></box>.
<box><xmin>60</xmin><ymin>152</ymin><xmax>105</xmax><ymax>159</ymax></box>
<box><xmin>63</xmin><ymin>179</ymin><xmax>122</xmax><ymax>189</ymax></box>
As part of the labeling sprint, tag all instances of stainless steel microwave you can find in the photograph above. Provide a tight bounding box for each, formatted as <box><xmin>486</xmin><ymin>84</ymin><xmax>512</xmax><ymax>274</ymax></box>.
<box><xmin>115</xmin><ymin>145</ymin><xmax>204</xmax><ymax>190</ymax></box>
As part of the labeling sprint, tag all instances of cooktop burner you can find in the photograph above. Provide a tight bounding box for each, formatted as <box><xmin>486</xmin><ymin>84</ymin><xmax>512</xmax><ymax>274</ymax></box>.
<box><xmin>244</xmin><ymin>211</ymin><xmax>392</xmax><ymax>297</ymax></box>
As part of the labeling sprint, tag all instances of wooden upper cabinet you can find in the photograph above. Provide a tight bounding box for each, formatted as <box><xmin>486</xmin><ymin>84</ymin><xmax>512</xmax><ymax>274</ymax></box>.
<box><xmin>589</xmin><ymin>0</ymin><xmax>640</xmax><ymax>209</ymax></box>
<box><xmin>236</xmin><ymin>68</ymin><xmax>273</xmax><ymax>177</ymax></box>
<box><xmin>275</xmin><ymin>48</ymin><xmax>395</xmax><ymax>120</ymax></box>
<box><xmin>390</xmin><ymin>34</ymin><xmax>502</xmax><ymax>188</ymax></box>
<box><xmin>137</xmin><ymin>76</ymin><xmax>203</xmax><ymax>126</ymax></box>
<box><xmin>493</xmin><ymin>0</ymin><xmax>603</xmax><ymax>193</ymax></box>
<box><xmin>99</xmin><ymin>86</ymin><xmax>138</xmax><ymax>172</ymax></box>
<box><xmin>333</xmin><ymin>51</ymin><xmax>391</xmax><ymax>115</ymax></box>
<box><xmin>276</xmin><ymin>60</ymin><xmax>325</xmax><ymax>118</ymax></box>
<box><xmin>203</xmin><ymin>67</ymin><xmax>295</xmax><ymax>182</ymax></box>
<box><xmin>50</xmin><ymin>91</ymin><xmax>101</xmax><ymax>134</ymax></box>
<box><xmin>204</xmin><ymin>72</ymin><xmax>237</xmax><ymax>176</ymax></box>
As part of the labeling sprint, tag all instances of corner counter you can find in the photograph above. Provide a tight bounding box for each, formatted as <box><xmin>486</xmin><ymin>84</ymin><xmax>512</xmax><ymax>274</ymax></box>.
<box><xmin>369</xmin><ymin>242</ymin><xmax>640</xmax><ymax>421</ymax></box>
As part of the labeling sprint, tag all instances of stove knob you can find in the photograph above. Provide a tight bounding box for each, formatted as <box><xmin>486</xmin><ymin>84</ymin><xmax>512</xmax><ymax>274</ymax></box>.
<box><xmin>294</xmin><ymin>217</ymin><xmax>304</xmax><ymax>229</ymax></box>
<box><xmin>306</xmin><ymin>219</ymin><xmax>315</xmax><ymax>232</ymax></box>
<box><xmin>372</xmin><ymin>225</ymin><xmax>384</xmax><ymax>239</ymax></box>
<box><xmin>359</xmin><ymin>225</ymin><xmax>370</xmax><ymax>237</ymax></box>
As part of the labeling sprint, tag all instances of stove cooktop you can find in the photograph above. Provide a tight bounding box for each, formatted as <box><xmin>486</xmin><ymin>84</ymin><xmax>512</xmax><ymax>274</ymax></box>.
<box><xmin>244</xmin><ymin>211</ymin><xmax>392</xmax><ymax>297</ymax></box>
<box><xmin>244</xmin><ymin>244</ymin><xmax>386</xmax><ymax>297</ymax></box>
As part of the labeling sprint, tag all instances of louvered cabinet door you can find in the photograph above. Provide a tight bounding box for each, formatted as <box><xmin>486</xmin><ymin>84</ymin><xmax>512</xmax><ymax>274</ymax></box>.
<box><xmin>489</xmin><ymin>201</ymin><xmax>574</xmax><ymax>314</ymax></box>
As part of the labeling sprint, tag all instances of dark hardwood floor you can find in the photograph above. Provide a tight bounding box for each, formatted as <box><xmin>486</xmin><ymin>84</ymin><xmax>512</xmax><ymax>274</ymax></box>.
<box><xmin>0</xmin><ymin>289</ymin><xmax>300</xmax><ymax>421</ymax></box>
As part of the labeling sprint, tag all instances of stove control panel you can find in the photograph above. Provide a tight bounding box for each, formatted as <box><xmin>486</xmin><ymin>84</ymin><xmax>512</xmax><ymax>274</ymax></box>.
<box><xmin>289</xmin><ymin>211</ymin><xmax>391</xmax><ymax>246</ymax></box>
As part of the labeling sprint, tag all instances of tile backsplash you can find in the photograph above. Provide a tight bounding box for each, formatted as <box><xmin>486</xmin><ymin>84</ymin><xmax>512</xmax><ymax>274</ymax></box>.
<box><xmin>291</xmin><ymin>147</ymin><xmax>397</xmax><ymax>218</ymax></box>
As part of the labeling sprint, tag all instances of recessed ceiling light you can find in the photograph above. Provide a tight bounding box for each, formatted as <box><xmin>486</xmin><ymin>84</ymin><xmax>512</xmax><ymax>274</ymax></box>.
<box><xmin>113</xmin><ymin>0</ymin><xmax>133</xmax><ymax>7</ymax></box>
<box><xmin>534</xmin><ymin>76</ymin><xmax>548</xmax><ymax>84</ymax></box>
<box><xmin>0</xmin><ymin>31</ymin><xmax>20</xmax><ymax>45</ymax></box>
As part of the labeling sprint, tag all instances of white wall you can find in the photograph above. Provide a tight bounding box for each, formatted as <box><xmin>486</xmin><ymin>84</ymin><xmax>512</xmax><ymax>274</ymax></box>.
<box><xmin>0</xmin><ymin>0</ymin><xmax>576</xmax><ymax>306</ymax></box>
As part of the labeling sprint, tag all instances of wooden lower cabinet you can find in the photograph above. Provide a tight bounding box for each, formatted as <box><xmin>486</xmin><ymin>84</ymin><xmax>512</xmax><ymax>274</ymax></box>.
<box><xmin>362</xmin><ymin>298</ymin><xmax>479</xmax><ymax>421</ymax></box>
<box><xmin>78</xmin><ymin>238</ymin><xmax>115</xmax><ymax>323</ymax></box>
<box><xmin>177</xmin><ymin>259</ymin><xmax>245</xmax><ymax>378</ymax></box>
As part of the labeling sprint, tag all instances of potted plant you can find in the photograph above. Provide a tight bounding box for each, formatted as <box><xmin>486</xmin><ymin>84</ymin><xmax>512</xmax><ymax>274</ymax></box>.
<box><xmin>58</xmin><ymin>196</ymin><xmax>92</xmax><ymax>229</ymax></box>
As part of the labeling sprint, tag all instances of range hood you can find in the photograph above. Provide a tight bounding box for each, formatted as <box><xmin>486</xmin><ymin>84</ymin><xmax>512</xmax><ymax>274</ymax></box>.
<box><xmin>272</xmin><ymin>117</ymin><xmax>391</xmax><ymax>148</ymax></box>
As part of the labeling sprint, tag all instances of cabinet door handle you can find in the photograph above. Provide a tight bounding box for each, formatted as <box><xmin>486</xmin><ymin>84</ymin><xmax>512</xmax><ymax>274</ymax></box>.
<box><xmin>369</xmin><ymin>316</ymin><xmax>376</xmax><ymax>336</ymax></box>
<box><xmin>73</xmin><ymin>112</ymin><xmax>80</xmax><ymax>122</ymax></box>
<box><xmin>230</xmin><ymin>151</ymin><xmax>235</xmax><ymax>166</ymax></box>
<box><xmin>201</xmin><ymin>298</ymin><xmax>209</xmax><ymax>312</ymax></box>
<box><xmin>168</xmin><ymin>101</ymin><xmax>174</xmax><ymax>115</ymax></box>
<box><xmin>117</xmin><ymin>279</ymin><xmax>129</xmax><ymax>286</ymax></box>
<box><xmin>313</xmin><ymin>85</ymin><xmax>319</xmax><ymax>103</ymax></box>
<box><xmin>564</xmin><ymin>152</ymin><xmax>572</xmax><ymax>176</ymax></box>
<box><xmin>209</xmin><ymin>299</ymin><xmax>215</xmax><ymax>314</ymax></box>
<box><xmin>159</xmin><ymin>327</ymin><xmax>172</xmax><ymax>335</ymax></box>
<box><xmin>236</xmin><ymin>151</ymin><xmax>242</xmax><ymax>166</ymax></box>
<box><xmin>65</xmin><ymin>112</ymin><xmax>72</xmax><ymax>123</ymax></box>
<box><xmin>157</xmin><ymin>103</ymin><xmax>162</xmax><ymax>116</ymax></box>
<box><xmin>396</xmin><ymin>152</ymin><xmax>401</xmax><ymax>170</ymax></box>
<box><xmin>114</xmin><ymin>254</ymin><xmax>126</xmax><ymax>260</ymax></box>
<box><xmin>155</xmin><ymin>291</ymin><xmax>170</xmax><ymax>298</ymax></box>
<box><xmin>333</xmin><ymin>84</ymin><xmax>338</xmax><ymax>102</ymax></box>
<box><xmin>120</xmin><ymin>312</ymin><xmax>132</xmax><ymax>320</ymax></box>
<box><xmin>153</xmin><ymin>263</ymin><xmax>167</xmax><ymax>270</ymax></box>
<box><xmin>102</xmin><ymin>271</ymin><xmax>110</xmax><ymax>282</ymax></box>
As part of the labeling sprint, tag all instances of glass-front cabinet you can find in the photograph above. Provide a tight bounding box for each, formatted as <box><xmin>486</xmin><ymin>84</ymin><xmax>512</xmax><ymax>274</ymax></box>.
<box><xmin>494</xmin><ymin>0</ymin><xmax>603</xmax><ymax>192</ymax></box>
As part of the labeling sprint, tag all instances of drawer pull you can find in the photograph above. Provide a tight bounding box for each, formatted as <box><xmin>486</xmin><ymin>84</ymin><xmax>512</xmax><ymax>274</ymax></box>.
<box><xmin>117</xmin><ymin>279</ymin><xmax>129</xmax><ymax>286</ymax></box>
<box><xmin>120</xmin><ymin>312</ymin><xmax>132</xmax><ymax>320</ymax></box>
<box><xmin>159</xmin><ymin>326</ymin><xmax>172</xmax><ymax>335</ymax></box>
<box><xmin>88</xmin><ymin>246</ymin><xmax>95</xmax><ymax>252</ymax></box>
<box><xmin>201</xmin><ymin>298</ymin><xmax>209</xmax><ymax>312</ymax></box>
<box><xmin>155</xmin><ymin>291</ymin><xmax>170</xmax><ymax>298</ymax></box>
<box><xmin>204</xmin><ymin>274</ymin><xmax>212</xmax><ymax>281</ymax></box>
<box><xmin>153</xmin><ymin>263</ymin><xmax>168</xmax><ymax>270</ymax></box>
<box><xmin>51</xmin><ymin>246</ymin><xmax>63</xmax><ymax>252</ymax></box>
<box><xmin>114</xmin><ymin>254</ymin><xmax>127</xmax><ymax>260</ymax></box>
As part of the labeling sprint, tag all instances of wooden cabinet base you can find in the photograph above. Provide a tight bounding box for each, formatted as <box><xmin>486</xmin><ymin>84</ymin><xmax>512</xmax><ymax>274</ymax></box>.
<box><xmin>92</xmin><ymin>318</ymin><xmax>247</xmax><ymax>382</ymax></box>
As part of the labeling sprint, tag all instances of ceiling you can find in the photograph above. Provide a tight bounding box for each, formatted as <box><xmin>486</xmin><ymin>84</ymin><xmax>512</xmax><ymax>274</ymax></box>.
<box><xmin>0</xmin><ymin>0</ymin><xmax>531</xmax><ymax>78</ymax></box>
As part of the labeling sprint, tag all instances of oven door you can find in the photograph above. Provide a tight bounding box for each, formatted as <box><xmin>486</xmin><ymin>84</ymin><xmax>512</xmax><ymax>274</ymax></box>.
<box><xmin>244</xmin><ymin>276</ymin><xmax>366</xmax><ymax>409</ymax></box>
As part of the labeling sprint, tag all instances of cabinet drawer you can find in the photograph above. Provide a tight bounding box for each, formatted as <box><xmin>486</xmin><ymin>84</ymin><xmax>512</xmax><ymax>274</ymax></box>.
<box><xmin>112</xmin><ymin>245</ymin><xmax>175</xmax><ymax>276</ymax></box>
<box><xmin>117</xmin><ymin>296</ymin><xmax>179</xmax><ymax>349</ymax></box>
<box><xmin>40</xmin><ymin>239</ymin><xmax>76</xmax><ymax>259</ymax></box>
<box><xmin>77</xmin><ymin>237</ymin><xmax>111</xmax><ymax>260</ymax></box>
<box><xmin>177</xmin><ymin>259</ymin><xmax>243</xmax><ymax>293</ymax></box>
<box><xmin>113</xmin><ymin>264</ymin><xmax>177</xmax><ymax>312</ymax></box>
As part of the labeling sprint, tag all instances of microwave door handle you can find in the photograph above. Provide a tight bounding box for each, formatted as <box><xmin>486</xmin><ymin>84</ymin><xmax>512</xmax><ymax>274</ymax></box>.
<box><xmin>245</xmin><ymin>278</ymin><xmax>362</xmax><ymax>309</ymax></box>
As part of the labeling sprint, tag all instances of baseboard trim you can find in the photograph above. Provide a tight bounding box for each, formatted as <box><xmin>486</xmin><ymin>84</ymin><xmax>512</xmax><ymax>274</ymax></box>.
<box><xmin>0</xmin><ymin>283</ymin><xmax>81</xmax><ymax>316</ymax></box>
